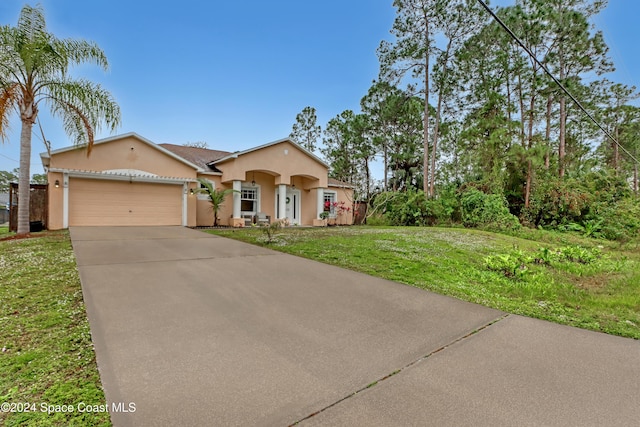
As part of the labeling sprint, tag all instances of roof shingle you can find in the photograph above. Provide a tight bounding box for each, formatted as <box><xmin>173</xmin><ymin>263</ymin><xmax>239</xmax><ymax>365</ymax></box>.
<box><xmin>159</xmin><ymin>144</ymin><xmax>231</xmax><ymax>172</ymax></box>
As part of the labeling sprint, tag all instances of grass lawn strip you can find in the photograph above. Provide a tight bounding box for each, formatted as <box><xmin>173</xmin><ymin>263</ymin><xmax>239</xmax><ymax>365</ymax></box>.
<box><xmin>209</xmin><ymin>226</ymin><xmax>639</xmax><ymax>340</ymax></box>
<box><xmin>0</xmin><ymin>230</ymin><xmax>111</xmax><ymax>426</ymax></box>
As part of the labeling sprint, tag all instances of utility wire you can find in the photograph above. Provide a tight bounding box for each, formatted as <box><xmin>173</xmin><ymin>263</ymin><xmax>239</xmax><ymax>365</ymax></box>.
<box><xmin>0</xmin><ymin>153</ymin><xmax>19</xmax><ymax>162</ymax></box>
<box><xmin>476</xmin><ymin>0</ymin><xmax>640</xmax><ymax>166</ymax></box>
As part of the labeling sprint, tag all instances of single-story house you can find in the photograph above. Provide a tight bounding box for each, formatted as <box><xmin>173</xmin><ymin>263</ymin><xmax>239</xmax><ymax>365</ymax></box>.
<box><xmin>41</xmin><ymin>133</ymin><xmax>353</xmax><ymax>229</ymax></box>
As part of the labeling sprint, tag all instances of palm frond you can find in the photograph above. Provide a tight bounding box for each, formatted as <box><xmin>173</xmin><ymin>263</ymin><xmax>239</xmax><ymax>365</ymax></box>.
<box><xmin>57</xmin><ymin>39</ymin><xmax>109</xmax><ymax>71</ymax></box>
<box><xmin>16</xmin><ymin>5</ymin><xmax>47</xmax><ymax>44</ymax></box>
<box><xmin>0</xmin><ymin>82</ymin><xmax>19</xmax><ymax>142</ymax></box>
<box><xmin>45</xmin><ymin>78</ymin><xmax>121</xmax><ymax>153</ymax></box>
<box><xmin>196</xmin><ymin>178</ymin><xmax>238</xmax><ymax>226</ymax></box>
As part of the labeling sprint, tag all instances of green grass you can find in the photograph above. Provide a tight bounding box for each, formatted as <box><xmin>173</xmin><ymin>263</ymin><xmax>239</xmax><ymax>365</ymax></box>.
<box><xmin>0</xmin><ymin>225</ymin><xmax>12</xmax><ymax>238</ymax></box>
<box><xmin>0</xmin><ymin>231</ymin><xmax>111</xmax><ymax>426</ymax></box>
<box><xmin>209</xmin><ymin>226</ymin><xmax>640</xmax><ymax>339</ymax></box>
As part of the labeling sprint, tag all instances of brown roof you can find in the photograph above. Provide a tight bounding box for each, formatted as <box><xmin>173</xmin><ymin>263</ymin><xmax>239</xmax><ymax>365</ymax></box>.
<box><xmin>159</xmin><ymin>144</ymin><xmax>231</xmax><ymax>172</ymax></box>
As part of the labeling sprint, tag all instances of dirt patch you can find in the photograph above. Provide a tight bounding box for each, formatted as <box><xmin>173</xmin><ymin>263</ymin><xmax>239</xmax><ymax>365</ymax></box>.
<box><xmin>0</xmin><ymin>230</ymin><xmax>62</xmax><ymax>242</ymax></box>
<box><xmin>573</xmin><ymin>274</ymin><xmax>611</xmax><ymax>291</ymax></box>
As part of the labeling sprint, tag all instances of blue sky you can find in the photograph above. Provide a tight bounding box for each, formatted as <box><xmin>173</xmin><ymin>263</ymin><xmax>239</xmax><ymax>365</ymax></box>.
<box><xmin>0</xmin><ymin>0</ymin><xmax>638</xmax><ymax>176</ymax></box>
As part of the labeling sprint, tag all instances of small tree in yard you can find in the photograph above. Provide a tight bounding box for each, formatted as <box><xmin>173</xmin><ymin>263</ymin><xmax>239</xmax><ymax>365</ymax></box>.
<box><xmin>196</xmin><ymin>178</ymin><xmax>236</xmax><ymax>227</ymax></box>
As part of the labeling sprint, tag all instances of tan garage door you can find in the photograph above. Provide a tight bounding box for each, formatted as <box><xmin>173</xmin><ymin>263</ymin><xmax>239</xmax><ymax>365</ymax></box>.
<box><xmin>69</xmin><ymin>178</ymin><xmax>183</xmax><ymax>226</ymax></box>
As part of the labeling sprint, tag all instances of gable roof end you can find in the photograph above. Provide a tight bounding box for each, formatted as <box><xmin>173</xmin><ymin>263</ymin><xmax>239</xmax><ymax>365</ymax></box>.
<box><xmin>209</xmin><ymin>138</ymin><xmax>329</xmax><ymax>168</ymax></box>
<box><xmin>40</xmin><ymin>132</ymin><xmax>204</xmax><ymax>172</ymax></box>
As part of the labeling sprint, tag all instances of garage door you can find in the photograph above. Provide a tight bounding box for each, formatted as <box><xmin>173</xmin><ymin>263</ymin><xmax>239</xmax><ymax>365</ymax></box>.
<box><xmin>69</xmin><ymin>178</ymin><xmax>183</xmax><ymax>226</ymax></box>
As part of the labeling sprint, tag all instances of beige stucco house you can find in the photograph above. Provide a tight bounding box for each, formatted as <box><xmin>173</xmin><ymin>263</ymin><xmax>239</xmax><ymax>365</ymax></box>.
<box><xmin>41</xmin><ymin>133</ymin><xmax>353</xmax><ymax>229</ymax></box>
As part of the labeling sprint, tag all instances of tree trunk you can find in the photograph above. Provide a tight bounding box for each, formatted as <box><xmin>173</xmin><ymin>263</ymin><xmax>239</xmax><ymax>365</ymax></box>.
<box><xmin>365</xmin><ymin>157</ymin><xmax>371</xmax><ymax>203</ymax></box>
<box><xmin>423</xmin><ymin>19</ymin><xmax>430</xmax><ymax>194</ymax></box>
<box><xmin>545</xmin><ymin>94</ymin><xmax>552</xmax><ymax>169</ymax></box>
<box><xmin>524</xmin><ymin>160</ymin><xmax>533</xmax><ymax>209</ymax></box>
<box><xmin>430</xmin><ymin>90</ymin><xmax>443</xmax><ymax>198</ymax></box>
<box><xmin>613</xmin><ymin>125</ymin><xmax>619</xmax><ymax>175</ymax></box>
<box><xmin>17</xmin><ymin>118</ymin><xmax>34</xmax><ymax>235</ymax></box>
<box><xmin>517</xmin><ymin>73</ymin><xmax>526</xmax><ymax>147</ymax></box>
<box><xmin>383</xmin><ymin>139</ymin><xmax>388</xmax><ymax>191</ymax></box>
<box><xmin>558</xmin><ymin>52</ymin><xmax>566</xmax><ymax>178</ymax></box>
<box><xmin>634</xmin><ymin>163</ymin><xmax>638</xmax><ymax>196</ymax></box>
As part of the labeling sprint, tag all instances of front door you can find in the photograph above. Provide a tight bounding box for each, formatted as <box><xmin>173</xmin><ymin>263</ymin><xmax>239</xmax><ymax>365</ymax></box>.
<box><xmin>285</xmin><ymin>188</ymin><xmax>300</xmax><ymax>225</ymax></box>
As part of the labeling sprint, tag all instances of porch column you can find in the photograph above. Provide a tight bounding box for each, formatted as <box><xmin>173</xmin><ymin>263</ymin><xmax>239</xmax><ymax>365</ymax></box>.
<box><xmin>232</xmin><ymin>180</ymin><xmax>241</xmax><ymax>218</ymax></box>
<box><xmin>278</xmin><ymin>184</ymin><xmax>287</xmax><ymax>220</ymax></box>
<box><xmin>182</xmin><ymin>183</ymin><xmax>188</xmax><ymax>226</ymax></box>
<box><xmin>62</xmin><ymin>173</ymin><xmax>69</xmax><ymax>229</ymax></box>
<box><xmin>316</xmin><ymin>187</ymin><xmax>324</xmax><ymax>219</ymax></box>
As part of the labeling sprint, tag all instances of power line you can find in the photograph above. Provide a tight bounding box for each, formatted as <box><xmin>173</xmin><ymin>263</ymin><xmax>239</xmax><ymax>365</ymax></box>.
<box><xmin>0</xmin><ymin>152</ymin><xmax>19</xmax><ymax>163</ymax></box>
<box><xmin>476</xmin><ymin>0</ymin><xmax>640</xmax><ymax>166</ymax></box>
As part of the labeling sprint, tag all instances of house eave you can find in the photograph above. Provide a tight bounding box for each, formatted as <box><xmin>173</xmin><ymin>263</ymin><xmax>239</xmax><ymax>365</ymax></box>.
<box><xmin>40</xmin><ymin>132</ymin><xmax>205</xmax><ymax>172</ymax></box>
<box><xmin>48</xmin><ymin>168</ymin><xmax>198</xmax><ymax>184</ymax></box>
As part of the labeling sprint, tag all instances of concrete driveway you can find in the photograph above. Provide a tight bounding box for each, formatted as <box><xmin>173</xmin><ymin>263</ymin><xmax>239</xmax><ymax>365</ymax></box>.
<box><xmin>70</xmin><ymin>226</ymin><xmax>640</xmax><ymax>426</ymax></box>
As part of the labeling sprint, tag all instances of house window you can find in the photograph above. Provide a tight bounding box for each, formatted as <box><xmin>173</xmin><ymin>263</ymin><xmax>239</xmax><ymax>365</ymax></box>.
<box><xmin>324</xmin><ymin>192</ymin><xmax>336</xmax><ymax>218</ymax></box>
<box><xmin>241</xmin><ymin>187</ymin><xmax>258</xmax><ymax>213</ymax></box>
<box><xmin>197</xmin><ymin>180</ymin><xmax>214</xmax><ymax>200</ymax></box>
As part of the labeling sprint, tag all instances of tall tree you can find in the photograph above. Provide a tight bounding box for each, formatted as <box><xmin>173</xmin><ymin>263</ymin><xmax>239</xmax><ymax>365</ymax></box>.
<box><xmin>429</xmin><ymin>0</ymin><xmax>483</xmax><ymax>197</ymax></box>
<box><xmin>378</xmin><ymin>0</ymin><xmax>447</xmax><ymax>194</ymax></box>
<box><xmin>0</xmin><ymin>5</ymin><xmax>120</xmax><ymax>234</ymax></box>
<box><xmin>184</xmin><ymin>141</ymin><xmax>210</xmax><ymax>149</ymax></box>
<box><xmin>0</xmin><ymin>168</ymin><xmax>19</xmax><ymax>192</ymax></box>
<box><xmin>321</xmin><ymin>110</ymin><xmax>375</xmax><ymax>199</ymax></box>
<box><xmin>289</xmin><ymin>106</ymin><xmax>321</xmax><ymax>152</ymax></box>
<box><xmin>322</xmin><ymin>110</ymin><xmax>358</xmax><ymax>185</ymax></box>
<box><xmin>544</xmin><ymin>0</ymin><xmax>612</xmax><ymax>178</ymax></box>
<box><xmin>360</xmin><ymin>81</ymin><xmax>399</xmax><ymax>190</ymax></box>
<box><xmin>449</xmin><ymin>6</ymin><xmax>518</xmax><ymax>191</ymax></box>
<box><xmin>594</xmin><ymin>80</ymin><xmax>639</xmax><ymax>174</ymax></box>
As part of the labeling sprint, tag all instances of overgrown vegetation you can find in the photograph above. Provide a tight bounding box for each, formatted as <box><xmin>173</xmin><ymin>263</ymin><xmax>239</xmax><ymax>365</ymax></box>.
<box><xmin>209</xmin><ymin>226</ymin><xmax>640</xmax><ymax>340</ymax></box>
<box><xmin>0</xmin><ymin>232</ymin><xmax>110</xmax><ymax>426</ymax></box>
<box><xmin>290</xmin><ymin>0</ymin><xmax>640</xmax><ymax>244</ymax></box>
<box><xmin>366</xmin><ymin>171</ymin><xmax>640</xmax><ymax>242</ymax></box>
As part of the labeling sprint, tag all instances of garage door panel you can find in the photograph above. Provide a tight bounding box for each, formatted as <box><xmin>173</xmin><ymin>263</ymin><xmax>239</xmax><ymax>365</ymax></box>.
<box><xmin>69</xmin><ymin>179</ymin><xmax>182</xmax><ymax>226</ymax></box>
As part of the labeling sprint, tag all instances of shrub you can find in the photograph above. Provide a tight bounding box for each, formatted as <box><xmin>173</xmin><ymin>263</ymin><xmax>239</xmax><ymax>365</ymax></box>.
<box><xmin>366</xmin><ymin>213</ymin><xmax>390</xmax><ymax>226</ymax></box>
<box><xmin>370</xmin><ymin>188</ymin><xmax>461</xmax><ymax>227</ymax></box>
<box><xmin>522</xmin><ymin>176</ymin><xmax>592</xmax><ymax>228</ymax></box>
<box><xmin>260</xmin><ymin>219</ymin><xmax>285</xmax><ymax>243</ymax></box>
<box><xmin>521</xmin><ymin>170</ymin><xmax>638</xmax><ymax>241</ymax></box>
<box><xmin>460</xmin><ymin>188</ymin><xmax>520</xmax><ymax>231</ymax></box>
<box><xmin>584</xmin><ymin>198</ymin><xmax>640</xmax><ymax>241</ymax></box>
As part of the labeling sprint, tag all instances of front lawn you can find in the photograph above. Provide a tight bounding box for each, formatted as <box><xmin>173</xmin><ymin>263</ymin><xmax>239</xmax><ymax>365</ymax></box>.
<box><xmin>0</xmin><ymin>231</ymin><xmax>110</xmax><ymax>426</ymax></box>
<box><xmin>0</xmin><ymin>225</ymin><xmax>11</xmax><ymax>238</ymax></box>
<box><xmin>209</xmin><ymin>226</ymin><xmax>640</xmax><ymax>339</ymax></box>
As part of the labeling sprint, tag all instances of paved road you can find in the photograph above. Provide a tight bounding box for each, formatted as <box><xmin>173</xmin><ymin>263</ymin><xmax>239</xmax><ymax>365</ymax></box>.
<box><xmin>70</xmin><ymin>226</ymin><xmax>640</xmax><ymax>426</ymax></box>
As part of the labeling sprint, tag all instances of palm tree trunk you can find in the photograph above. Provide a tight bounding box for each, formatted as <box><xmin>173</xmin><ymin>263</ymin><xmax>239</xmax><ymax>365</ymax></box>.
<box><xmin>17</xmin><ymin>119</ymin><xmax>34</xmax><ymax>235</ymax></box>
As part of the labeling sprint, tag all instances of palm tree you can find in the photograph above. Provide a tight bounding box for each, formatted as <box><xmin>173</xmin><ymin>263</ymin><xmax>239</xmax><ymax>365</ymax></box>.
<box><xmin>0</xmin><ymin>4</ymin><xmax>120</xmax><ymax>235</ymax></box>
<box><xmin>196</xmin><ymin>178</ymin><xmax>237</xmax><ymax>227</ymax></box>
